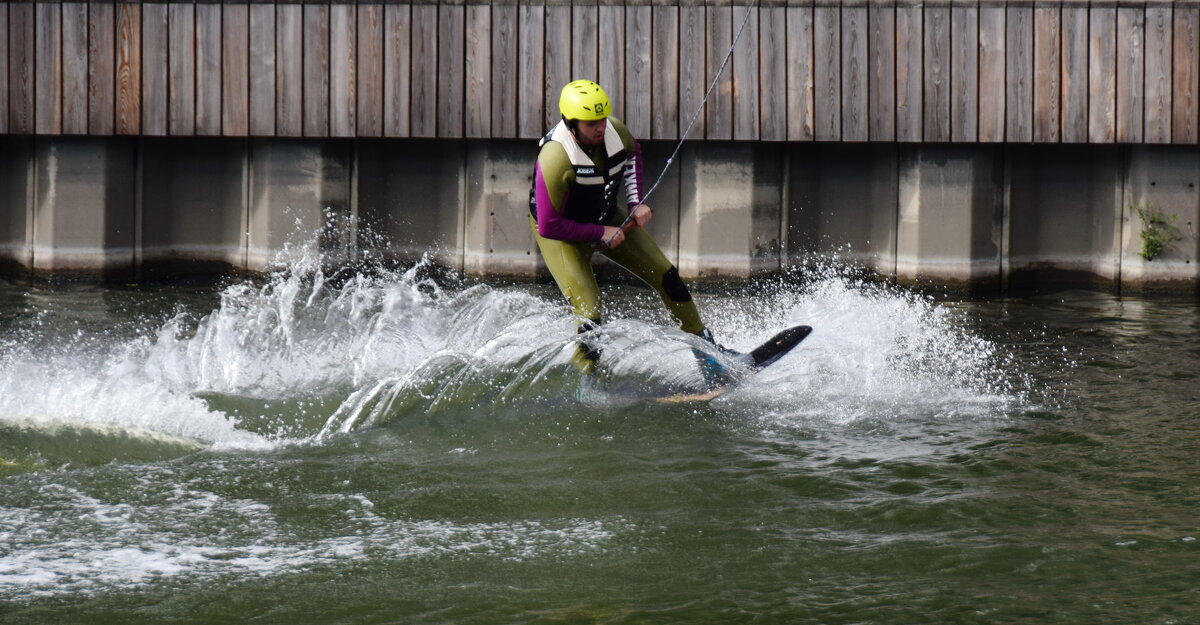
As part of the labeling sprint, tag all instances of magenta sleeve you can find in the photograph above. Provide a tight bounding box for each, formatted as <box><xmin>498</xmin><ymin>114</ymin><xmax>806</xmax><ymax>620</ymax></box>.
<box><xmin>535</xmin><ymin>161</ymin><xmax>605</xmax><ymax>242</ymax></box>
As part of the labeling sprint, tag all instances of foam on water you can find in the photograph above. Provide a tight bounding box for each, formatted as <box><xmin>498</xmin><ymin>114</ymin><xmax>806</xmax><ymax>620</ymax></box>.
<box><xmin>0</xmin><ymin>479</ymin><xmax>626</xmax><ymax>598</ymax></box>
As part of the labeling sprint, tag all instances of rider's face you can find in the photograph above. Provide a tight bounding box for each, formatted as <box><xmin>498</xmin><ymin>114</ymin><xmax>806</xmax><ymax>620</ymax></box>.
<box><xmin>574</xmin><ymin>118</ymin><xmax>607</xmax><ymax>149</ymax></box>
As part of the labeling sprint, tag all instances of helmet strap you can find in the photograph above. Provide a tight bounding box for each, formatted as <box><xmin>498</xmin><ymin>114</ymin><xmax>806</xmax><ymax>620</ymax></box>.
<box><xmin>564</xmin><ymin>117</ymin><xmax>584</xmax><ymax>144</ymax></box>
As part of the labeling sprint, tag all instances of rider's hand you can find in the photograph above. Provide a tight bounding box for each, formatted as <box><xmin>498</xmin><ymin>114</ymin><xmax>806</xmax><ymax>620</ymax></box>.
<box><xmin>601</xmin><ymin>225</ymin><xmax>625</xmax><ymax>248</ymax></box>
<box><xmin>630</xmin><ymin>204</ymin><xmax>652</xmax><ymax>228</ymax></box>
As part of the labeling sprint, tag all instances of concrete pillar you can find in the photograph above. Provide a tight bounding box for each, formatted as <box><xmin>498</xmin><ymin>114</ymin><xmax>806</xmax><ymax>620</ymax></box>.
<box><xmin>463</xmin><ymin>140</ymin><xmax>539</xmax><ymax>277</ymax></box>
<box><xmin>635</xmin><ymin>140</ymin><xmax>684</xmax><ymax>267</ymax></box>
<box><xmin>1006</xmin><ymin>145</ymin><xmax>1122</xmax><ymax>290</ymax></box>
<box><xmin>896</xmin><ymin>145</ymin><xmax>1003</xmax><ymax>289</ymax></box>
<box><xmin>356</xmin><ymin>139</ymin><xmax>464</xmax><ymax>271</ymax></box>
<box><xmin>0</xmin><ymin>137</ymin><xmax>33</xmax><ymax>279</ymax></box>
<box><xmin>247</xmin><ymin>140</ymin><xmax>351</xmax><ymax>271</ymax></box>
<box><xmin>141</xmin><ymin>138</ymin><xmax>247</xmax><ymax>278</ymax></box>
<box><xmin>30</xmin><ymin>138</ymin><xmax>136</xmax><ymax>280</ymax></box>
<box><xmin>786</xmin><ymin>143</ymin><xmax>898</xmax><ymax>276</ymax></box>
<box><xmin>1122</xmin><ymin>146</ymin><xmax>1200</xmax><ymax>293</ymax></box>
<box><xmin>678</xmin><ymin>142</ymin><xmax>783</xmax><ymax>279</ymax></box>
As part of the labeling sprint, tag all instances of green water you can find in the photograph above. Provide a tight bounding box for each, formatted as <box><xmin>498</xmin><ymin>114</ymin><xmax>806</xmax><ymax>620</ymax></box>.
<box><xmin>0</xmin><ymin>262</ymin><xmax>1197</xmax><ymax>624</ymax></box>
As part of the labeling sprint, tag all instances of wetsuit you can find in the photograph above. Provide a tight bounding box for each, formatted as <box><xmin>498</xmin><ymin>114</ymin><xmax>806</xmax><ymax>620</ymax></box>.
<box><xmin>529</xmin><ymin>117</ymin><xmax>707</xmax><ymax>361</ymax></box>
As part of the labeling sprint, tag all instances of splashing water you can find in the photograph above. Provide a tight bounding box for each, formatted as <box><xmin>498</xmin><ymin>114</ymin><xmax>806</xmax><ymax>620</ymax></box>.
<box><xmin>0</xmin><ymin>241</ymin><xmax>1029</xmax><ymax>466</ymax></box>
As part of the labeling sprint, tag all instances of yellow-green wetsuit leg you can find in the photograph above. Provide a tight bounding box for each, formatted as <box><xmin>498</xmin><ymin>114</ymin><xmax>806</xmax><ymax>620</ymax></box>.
<box><xmin>529</xmin><ymin>214</ymin><xmax>704</xmax><ymax>335</ymax></box>
<box><xmin>530</xmin><ymin>216</ymin><xmax>603</xmax><ymax>372</ymax></box>
<box><xmin>599</xmin><ymin>224</ymin><xmax>705</xmax><ymax>335</ymax></box>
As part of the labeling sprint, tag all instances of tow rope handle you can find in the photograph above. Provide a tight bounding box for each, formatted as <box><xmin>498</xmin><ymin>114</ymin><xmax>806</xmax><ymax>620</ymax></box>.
<box><xmin>600</xmin><ymin>216</ymin><xmax>641</xmax><ymax>249</ymax></box>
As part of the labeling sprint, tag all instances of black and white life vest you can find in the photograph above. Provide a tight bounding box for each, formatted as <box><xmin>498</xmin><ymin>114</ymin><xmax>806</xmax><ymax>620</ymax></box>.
<box><xmin>529</xmin><ymin>120</ymin><xmax>631</xmax><ymax>225</ymax></box>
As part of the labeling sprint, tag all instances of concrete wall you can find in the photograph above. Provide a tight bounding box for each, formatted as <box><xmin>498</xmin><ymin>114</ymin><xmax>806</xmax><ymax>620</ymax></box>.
<box><xmin>0</xmin><ymin>136</ymin><xmax>1196</xmax><ymax>294</ymax></box>
<box><xmin>0</xmin><ymin>137</ymin><xmax>33</xmax><ymax>280</ymax></box>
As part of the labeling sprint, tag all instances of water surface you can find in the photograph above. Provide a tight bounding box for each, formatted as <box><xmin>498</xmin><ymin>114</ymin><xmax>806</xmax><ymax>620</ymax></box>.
<box><xmin>0</xmin><ymin>258</ymin><xmax>1196</xmax><ymax>624</ymax></box>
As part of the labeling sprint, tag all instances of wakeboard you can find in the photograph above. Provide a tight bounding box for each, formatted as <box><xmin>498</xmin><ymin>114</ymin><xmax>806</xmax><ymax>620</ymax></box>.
<box><xmin>658</xmin><ymin>324</ymin><xmax>813</xmax><ymax>403</ymax></box>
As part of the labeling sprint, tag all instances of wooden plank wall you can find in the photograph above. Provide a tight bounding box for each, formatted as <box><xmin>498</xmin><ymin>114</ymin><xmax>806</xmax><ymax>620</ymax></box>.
<box><xmin>6</xmin><ymin>0</ymin><xmax>1200</xmax><ymax>145</ymax></box>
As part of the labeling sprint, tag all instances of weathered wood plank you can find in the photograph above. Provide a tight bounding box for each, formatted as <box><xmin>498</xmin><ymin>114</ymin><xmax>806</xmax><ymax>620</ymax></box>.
<box><xmin>572</xmin><ymin>1</ymin><xmax>598</xmax><ymax>84</ymax></box>
<box><xmin>841</xmin><ymin>5</ymin><xmax>867</xmax><ymax>142</ymax></box>
<box><xmin>679</xmin><ymin>2</ymin><xmax>707</xmax><ymax>138</ymax></box>
<box><xmin>115</xmin><ymin>2</ymin><xmax>141</xmax><ymax>133</ymax></box>
<box><xmin>277</xmin><ymin>3</ymin><xmax>303</xmax><ymax>137</ymax></box>
<box><xmin>1145</xmin><ymin>5</ymin><xmax>1172</xmax><ymax>144</ymax></box>
<box><xmin>545</xmin><ymin>3</ymin><xmax>571</xmax><ymax>131</ymax></box>
<box><xmin>869</xmin><ymin>2</ymin><xmax>895</xmax><ymax>142</ymax></box>
<box><xmin>384</xmin><ymin>3</ymin><xmax>411</xmax><ymax>137</ymax></box>
<box><xmin>491</xmin><ymin>0</ymin><xmax>517</xmax><ymax>138</ymax></box>
<box><xmin>465</xmin><ymin>3</ymin><xmax>491</xmax><ymax>138</ymax></box>
<box><xmin>142</xmin><ymin>3</ymin><xmax>169</xmax><ymax>136</ymax></box>
<box><xmin>733</xmin><ymin>2</ymin><xmax>760</xmax><ymax>140</ymax></box>
<box><xmin>978</xmin><ymin>5</ymin><xmax>1005</xmax><ymax>142</ymax></box>
<box><xmin>759</xmin><ymin>4</ymin><xmax>787</xmax><ymax>141</ymax></box>
<box><xmin>1116</xmin><ymin>7</ymin><xmax>1144</xmax><ymax>143</ymax></box>
<box><xmin>250</xmin><ymin>3</ymin><xmax>276</xmax><ymax>136</ymax></box>
<box><xmin>89</xmin><ymin>2</ymin><xmax>115</xmax><ymax>135</ymax></box>
<box><xmin>1061</xmin><ymin>4</ymin><xmax>1087</xmax><ymax>143</ymax></box>
<box><xmin>924</xmin><ymin>5</ymin><xmax>950</xmax><ymax>142</ymax></box>
<box><xmin>1173</xmin><ymin>5</ymin><xmax>1199</xmax><ymax>143</ymax></box>
<box><xmin>358</xmin><ymin>4</ymin><xmax>384</xmax><ymax>137</ymax></box>
<box><xmin>168</xmin><ymin>2</ymin><xmax>195</xmax><ymax>135</ymax></box>
<box><xmin>222</xmin><ymin>3</ymin><xmax>248</xmax><ymax>137</ymax></box>
<box><xmin>36</xmin><ymin>2</ymin><xmax>62</xmax><ymax>135</ymax></box>
<box><xmin>951</xmin><ymin>3</ymin><xmax>978</xmax><ymax>142</ymax></box>
<box><xmin>598</xmin><ymin>3</ymin><xmax>624</xmax><ymax>125</ymax></box>
<box><xmin>896</xmin><ymin>3</ymin><xmax>922</xmax><ymax>142</ymax></box>
<box><xmin>116</xmin><ymin>3</ymin><xmax>141</xmax><ymax>135</ymax></box>
<box><xmin>652</xmin><ymin>3</ymin><xmax>680</xmax><ymax>140</ymax></box>
<box><xmin>439</xmin><ymin>3</ymin><xmax>465</xmax><ymax>138</ymax></box>
<box><xmin>0</xmin><ymin>4</ymin><xmax>7</xmax><ymax>134</ymax></box>
<box><xmin>785</xmin><ymin>4</ymin><xmax>813</xmax><ymax>141</ymax></box>
<box><xmin>194</xmin><ymin>2</ymin><xmax>221</xmax><ymax>136</ymax></box>
<box><xmin>304</xmin><ymin>3</ymin><xmax>331</xmax><ymax>137</ymax></box>
<box><xmin>9</xmin><ymin>3</ymin><xmax>34</xmax><ymax>134</ymax></box>
<box><xmin>63</xmin><ymin>3</ymin><xmax>89</xmax><ymax>135</ymax></box>
<box><xmin>330</xmin><ymin>3</ymin><xmax>356</xmax><ymax>137</ymax></box>
<box><xmin>1033</xmin><ymin>4</ymin><xmax>1060</xmax><ymax>143</ymax></box>
<box><xmin>813</xmin><ymin>5</ymin><xmax>840</xmax><ymax>141</ymax></box>
<box><xmin>1006</xmin><ymin>3</ymin><xmax>1032</xmax><ymax>142</ymax></box>
<box><xmin>518</xmin><ymin>1</ymin><xmax>545</xmax><ymax>138</ymax></box>
<box><xmin>626</xmin><ymin>4</ymin><xmax>652</xmax><ymax>138</ymax></box>
<box><xmin>706</xmin><ymin>0</ymin><xmax>733</xmax><ymax>140</ymax></box>
<box><xmin>1089</xmin><ymin>6</ymin><xmax>1116</xmax><ymax>143</ymax></box>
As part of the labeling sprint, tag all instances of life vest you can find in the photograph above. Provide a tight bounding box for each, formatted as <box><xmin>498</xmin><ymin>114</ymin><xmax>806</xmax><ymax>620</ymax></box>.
<box><xmin>529</xmin><ymin>120</ymin><xmax>630</xmax><ymax>225</ymax></box>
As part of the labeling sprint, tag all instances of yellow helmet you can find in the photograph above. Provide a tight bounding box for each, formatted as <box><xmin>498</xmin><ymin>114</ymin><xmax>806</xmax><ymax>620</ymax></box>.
<box><xmin>559</xmin><ymin>80</ymin><xmax>611</xmax><ymax>122</ymax></box>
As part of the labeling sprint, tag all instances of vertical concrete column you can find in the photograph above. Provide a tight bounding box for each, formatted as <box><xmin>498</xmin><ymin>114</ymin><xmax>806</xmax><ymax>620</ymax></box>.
<box><xmin>678</xmin><ymin>142</ymin><xmax>783</xmax><ymax>279</ymax></box>
<box><xmin>462</xmin><ymin>140</ymin><xmax>540</xmax><ymax>276</ymax></box>
<box><xmin>247</xmin><ymin>140</ymin><xmax>352</xmax><ymax>271</ymax></box>
<box><xmin>895</xmin><ymin>145</ymin><xmax>1003</xmax><ymax>289</ymax></box>
<box><xmin>1122</xmin><ymin>146</ymin><xmax>1200</xmax><ymax>293</ymax></box>
<box><xmin>30</xmin><ymin>138</ymin><xmax>136</xmax><ymax>280</ymax></box>
<box><xmin>634</xmin><ymin>140</ymin><xmax>684</xmax><ymax>266</ymax></box>
<box><xmin>356</xmin><ymin>139</ymin><xmax>465</xmax><ymax>271</ymax></box>
<box><xmin>786</xmin><ymin>143</ymin><xmax>899</xmax><ymax>276</ymax></box>
<box><xmin>141</xmin><ymin>138</ymin><xmax>248</xmax><ymax>278</ymax></box>
<box><xmin>0</xmin><ymin>137</ymin><xmax>34</xmax><ymax>278</ymax></box>
<box><xmin>1005</xmin><ymin>145</ymin><xmax>1123</xmax><ymax>290</ymax></box>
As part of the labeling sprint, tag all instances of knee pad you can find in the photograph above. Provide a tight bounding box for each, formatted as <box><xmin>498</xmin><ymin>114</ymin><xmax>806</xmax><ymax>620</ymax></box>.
<box><xmin>661</xmin><ymin>267</ymin><xmax>692</xmax><ymax>303</ymax></box>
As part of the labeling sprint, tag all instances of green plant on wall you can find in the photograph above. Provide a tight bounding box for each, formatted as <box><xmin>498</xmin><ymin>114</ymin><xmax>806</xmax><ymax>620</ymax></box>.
<box><xmin>1135</xmin><ymin>203</ymin><xmax>1183</xmax><ymax>261</ymax></box>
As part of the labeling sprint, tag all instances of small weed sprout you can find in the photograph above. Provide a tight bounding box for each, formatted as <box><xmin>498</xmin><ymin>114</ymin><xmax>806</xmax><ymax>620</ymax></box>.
<box><xmin>1135</xmin><ymin>203</ymin><xmax>1183</xmax><ymax>261</ymax></box>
